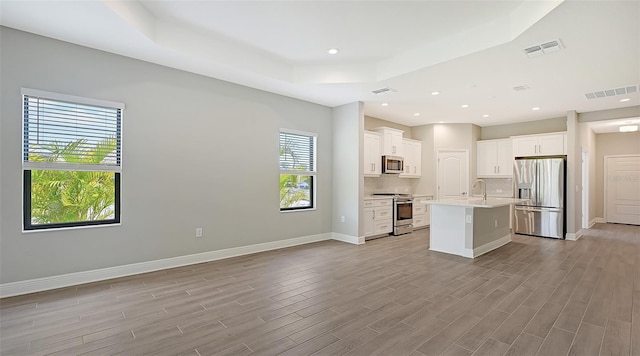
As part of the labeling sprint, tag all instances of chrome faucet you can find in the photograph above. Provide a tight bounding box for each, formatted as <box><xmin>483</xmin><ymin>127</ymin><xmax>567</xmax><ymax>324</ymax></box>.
<box><xmin>473</xmin><ymin>179</ymin><xmax>486</xmax><ymax>200</ymax></box>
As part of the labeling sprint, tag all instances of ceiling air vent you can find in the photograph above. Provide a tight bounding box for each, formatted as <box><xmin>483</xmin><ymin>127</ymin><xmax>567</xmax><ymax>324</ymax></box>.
<box><xmin>584</xmin><ymin>85</ymin><xmax>638</xmax><ymax>99</ymax></box>
<box><xmin>513</xmin><ymin>85</ymin><xmax>530</xmax><ymax>91</ymax></box>
<box><xmin>523</xmin><ymin>39</ymin><xmax>563</xmax><ymax>58</ymax></box>
<box><xmin>372</xmin><ymin>87</ymin><xmax>398</xmax><ymax>95</ymax></box>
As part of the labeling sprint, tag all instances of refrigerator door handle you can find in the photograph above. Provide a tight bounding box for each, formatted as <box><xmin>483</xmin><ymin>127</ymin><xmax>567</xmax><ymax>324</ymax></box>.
<box><xmin>515</xmin><ymin>206</ymin><xmax>563</xmax><ymax>213</ymax></box>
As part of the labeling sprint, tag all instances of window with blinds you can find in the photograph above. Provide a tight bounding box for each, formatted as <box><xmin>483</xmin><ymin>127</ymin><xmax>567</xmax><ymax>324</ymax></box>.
<box><xmin>21</xmin><ymin>88</ymin><xmax>124</xmax><ymax>230</ymax></box>
<box><xmin>279</xmin><ymin>129</ymin><xmax>317</xmax><ymax>211</ymax></box>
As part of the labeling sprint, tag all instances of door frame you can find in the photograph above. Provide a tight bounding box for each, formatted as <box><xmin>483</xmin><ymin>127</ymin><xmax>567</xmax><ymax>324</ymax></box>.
<box><xmin>604</xmin><ymin>154</ymin><xmax>640</xmax><ymax>223</ymax></box>
<box><xmin>436</xmin><ymin>149</ymin><xmax>469</xmax><ymax>199</ymax></box>
<box><xmin>581</xmin><ymin>149</ymin><xmax>589</xmax><ymax>229</ymax></box>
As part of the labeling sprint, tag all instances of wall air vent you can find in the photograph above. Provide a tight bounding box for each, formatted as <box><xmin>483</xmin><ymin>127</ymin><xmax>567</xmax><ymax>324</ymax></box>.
<box><xmin>584</xmin><ymin>85</ymin><xmax>638</xmax><ymax>100</ymax></box>
<box><xmin>523</xmin><ymin>39</ymin><xmax>563</xmax><ymax>58</ymax></box>
<box><xmin>372</xmin><ymin>87</ymin><xmax>398</xmax><ymax>95</ymax></box>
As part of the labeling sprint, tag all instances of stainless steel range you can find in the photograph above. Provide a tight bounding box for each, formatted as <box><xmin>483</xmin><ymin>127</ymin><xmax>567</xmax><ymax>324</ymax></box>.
<box><xmin>372</xmin><ymin>194</ymin><xmax>414</xmax><ymax>235</ymax></box>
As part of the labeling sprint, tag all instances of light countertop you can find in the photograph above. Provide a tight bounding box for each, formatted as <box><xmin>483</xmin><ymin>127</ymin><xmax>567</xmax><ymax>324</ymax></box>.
<box><xmin>428</xmin><ymin>197</ymin><xmax>527</xmax><ymax>208</ymax></box>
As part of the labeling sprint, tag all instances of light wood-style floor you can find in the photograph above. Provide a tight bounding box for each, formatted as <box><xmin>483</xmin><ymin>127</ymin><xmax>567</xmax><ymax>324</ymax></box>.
<box><xmin>1</xmin><ymin>223</ymin><xmax>639</xmax><ymax>356</ymax></box>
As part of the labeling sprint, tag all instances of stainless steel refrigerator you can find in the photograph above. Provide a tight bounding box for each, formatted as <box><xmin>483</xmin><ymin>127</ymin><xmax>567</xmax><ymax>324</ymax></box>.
<box><xmin>513</xmin><ymin>157</ymin><xmax>566</xmax><ymax>239</ymax></box>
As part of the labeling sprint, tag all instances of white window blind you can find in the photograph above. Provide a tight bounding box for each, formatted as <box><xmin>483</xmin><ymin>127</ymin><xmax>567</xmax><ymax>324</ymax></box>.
<box><xmin>279</xmin><ymin>130</ymin><xmax>316</xmax><ymax>174</ymax></box>
<box><xmin>22</xmin><ymin>89</ymin><xmax>123</xmax><ymax>172</ymax></box>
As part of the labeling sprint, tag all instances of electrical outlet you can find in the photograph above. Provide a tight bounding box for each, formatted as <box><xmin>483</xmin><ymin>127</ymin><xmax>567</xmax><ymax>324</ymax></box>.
<box><xmin>195</xmin><ymin>228</ymin><xmax>203</xmax><ymax>238</ymax></box>
<box><xmin>340</xmin><ymin>216</ymin><xmax>345</xmax><ymax>223</ymax></box>
<box><xmin>465</xmin><ymin>215</ymin><xmax>472</xmax><ymax>223</ymax></box>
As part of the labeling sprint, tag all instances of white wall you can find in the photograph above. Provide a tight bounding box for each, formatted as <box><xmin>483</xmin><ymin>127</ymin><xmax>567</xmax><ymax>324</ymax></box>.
<box><xmin>0</xmin><ymin>27</ymin><xmax>335</xmax><ymax>284</ymax></box>
<box><xmin>578</xmin><ymin>122</ymin><xmax>597</xmax><ymax>227</ymax></box>
<box><xmin>332</xmin><ymin>102</ymin><xmax>362</xmax><ymax>239</ymax></box>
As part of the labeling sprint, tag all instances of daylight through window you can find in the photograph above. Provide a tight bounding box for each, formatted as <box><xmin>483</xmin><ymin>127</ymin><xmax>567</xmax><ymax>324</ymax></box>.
<box><xmin>279</xmin><ymin>129</ymin><xmax>317</xmax><ymax>211</ymax></box>
<box><xmin>22</xmin><ymin>88</ymin><xmax>124</xmax><ymax>230</ymax></box>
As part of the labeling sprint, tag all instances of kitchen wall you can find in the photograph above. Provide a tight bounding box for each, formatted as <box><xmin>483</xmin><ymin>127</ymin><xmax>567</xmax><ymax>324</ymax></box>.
<box><xmin>480</xmin><ymin>117</ymin><xmax>567</xmax><ymax>140</ymax></box>
<box><xmin>364</xmin><ymin>115</ymin><xmax>412</xmax><ymax>136</ymax></box>
<box><xmin>413</xmin><ymin>123</ymin><xmax>481</xmax><ymax>197</ymax></box>
<box><xmin>595</xmin><ymin>131</ymin><xmax>640</xmax><ymax>220</ymax></box>
<box><xmin>0</xmin><ymin>27</ymin><xmax>335</xmax><ymax>285</ymax></box>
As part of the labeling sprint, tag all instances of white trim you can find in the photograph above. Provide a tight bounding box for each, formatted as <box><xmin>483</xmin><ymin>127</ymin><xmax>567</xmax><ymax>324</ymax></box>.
<box><xmin>604</xmin><ymin>154</ymin><xmax>640</xmax><ymax>225</ymax></box>
<box><xmin>593</xmin><ymin>217</ymin><xmax>604</xmax><ymax>225</ymax></box>
<box><xmin>566</xmin><ymin>229</ymin><xmax>583</xmax><ymax>241</ymax></box>
<box><xmin>0</xmin><ymin>232</ymin><xmax>335</xmax><ymax>298</ymax></box>
<box><xmin>21</xmin><ymin>88</ymin><xmax>125</xmax><ymax>109</ymax></box>
<box><xmin>331</xmin><ymin>232</ymin><xmax>364</xmax><ymax>245</ymax></box>
<box><xmin>462</xmin><ymin>234</ymin><xmax>511</xmax><ymax>258</ymax></box>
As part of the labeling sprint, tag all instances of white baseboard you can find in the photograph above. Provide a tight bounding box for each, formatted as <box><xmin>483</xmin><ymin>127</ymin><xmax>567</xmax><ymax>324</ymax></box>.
<box><xmin>331</xmin><ymin>233</ymin><xmax>364</xmax><ymax>245</ymax></box>
<box><xmin>566</xmin><ymin>229</ymin><xmax>583</xmax><ymax>241</ymax></box>
<box><xmin>593</xmin><ymin>217</ymin><xmax>604</xmax><ymax>225</ymax></box>
<box><xmin>0</xmin><ymin>232</ymin><xmax>336</xmax><ymax>298</ymax></box>
<box><xmin>463</xmin><ymin>234</ymin><xmax>512</xmax><ymax>258</ymax></box>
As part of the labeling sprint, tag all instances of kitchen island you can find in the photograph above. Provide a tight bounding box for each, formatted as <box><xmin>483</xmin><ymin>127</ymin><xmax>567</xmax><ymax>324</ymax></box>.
<box><xmin>428</xmin><ymin>198</ymin><xmax>526</xmax><ymax>258</ymax></box>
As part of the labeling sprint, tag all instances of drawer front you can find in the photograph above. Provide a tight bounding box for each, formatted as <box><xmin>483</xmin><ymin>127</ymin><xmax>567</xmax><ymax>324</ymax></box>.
<box><xmin>364</xmin><ymin>198</ymin><xmax>393</xmax><ymax>208</ymax></box>
<box><xmin>373</xmin><ymin>207</ymin><xmax>393</xmax><ymax>221</ymax></box>
<box><xmin>374</xmin><ymin>220</ymin><xmax>393</xmax><ymax>234</ymax></box>
<box><xmin>413</xmin><ymin>204</ymin><xmax>426</xmax><ymax>214</ymax></box>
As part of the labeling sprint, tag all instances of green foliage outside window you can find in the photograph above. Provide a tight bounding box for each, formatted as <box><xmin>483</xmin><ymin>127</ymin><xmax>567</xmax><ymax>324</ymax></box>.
<box><xmin>28</xmin><ymin>138</ymin><xmax>117</xmax><ymax>225</ymax></box>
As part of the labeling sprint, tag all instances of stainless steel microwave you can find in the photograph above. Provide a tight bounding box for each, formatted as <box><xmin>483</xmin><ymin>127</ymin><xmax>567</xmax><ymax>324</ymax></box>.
<box><xmin>382</xmin><ymin>155</ymin><xmax>404</xmax><ymax>174</ymax></box>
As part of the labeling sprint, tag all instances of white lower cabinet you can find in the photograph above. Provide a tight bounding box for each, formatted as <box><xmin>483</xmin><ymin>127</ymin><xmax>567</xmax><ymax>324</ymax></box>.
<box><xmin>364</xmin><ymin>198</ymin><xmax>393</xmax><ymax>238</ymax></box>
<box><xmin>413</xmin><ymin>196</ymin><xmax>433</xmax><ymax>229</ymax></box>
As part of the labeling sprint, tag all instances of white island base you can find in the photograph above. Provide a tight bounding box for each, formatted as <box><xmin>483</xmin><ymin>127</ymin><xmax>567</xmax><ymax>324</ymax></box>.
<box><xmin>429</xmin><ymin>199</ymin><xmax>519</xmax><ymax>258</ymax></box>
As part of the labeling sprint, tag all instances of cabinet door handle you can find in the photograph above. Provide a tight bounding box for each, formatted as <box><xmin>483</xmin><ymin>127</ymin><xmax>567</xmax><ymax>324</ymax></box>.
<box><xmin>373</xmin><ymin>210</ymin><xmax>375</xmax><ymax>219</ymax></box>
<box><xmin>373</xmin><ymin>163</ymin><xmax>376</xmax><ymax>172</ymax></box>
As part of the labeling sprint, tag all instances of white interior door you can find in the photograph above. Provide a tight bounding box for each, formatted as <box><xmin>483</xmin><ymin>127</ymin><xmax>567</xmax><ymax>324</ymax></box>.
<box><xmin>606</xmin><ymin>155</ymin><xmax>640</xmax><ymax>225</ymax></box>
<box><xmin>437</xmin><ymin>150</ymin><xmax>469</xmax><ymax>199</ymax></box>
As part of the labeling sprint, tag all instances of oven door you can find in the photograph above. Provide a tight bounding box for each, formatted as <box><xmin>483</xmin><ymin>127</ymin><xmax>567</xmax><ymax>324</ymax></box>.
<box><xmin>395</xmin><ymin>200</ymin><xmax>413</xmax><ymax>226</ymax></box>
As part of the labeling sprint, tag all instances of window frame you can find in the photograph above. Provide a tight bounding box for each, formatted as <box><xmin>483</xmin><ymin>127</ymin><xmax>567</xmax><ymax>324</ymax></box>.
<box><xmin>21</xmin><ymin>88</ymin><xmax>124</xmax><ymax>231</ymax></box>
<box><xmin>279</xmin><ymin>129</ymin><xmax>317</xmax><ymax>212</ymax></box>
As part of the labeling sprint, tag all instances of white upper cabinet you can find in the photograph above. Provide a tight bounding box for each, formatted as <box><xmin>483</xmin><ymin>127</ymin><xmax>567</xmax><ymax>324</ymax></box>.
<box><xmin>363</xmin><ymin>131</ymin><xmax>382</xmax><ymax>177</ymax></box>
<box><xmin>477</xmin><ymin>139</ymin><xmax>512</xmax><ymax>177</ymax></box>
<box><xmin>512</xmin><ymin>133</ymin><xmax>566</xmax><ymax>157</ymax></box>
<box><xmin>400</xmin><ymin>139</ymin><xmax>422</xmax><ymax>178</ymax></box>
<box><xmin>373</xmin><ymin>127</ymin><xmax>404</xmax><ymax>157</ymax></box>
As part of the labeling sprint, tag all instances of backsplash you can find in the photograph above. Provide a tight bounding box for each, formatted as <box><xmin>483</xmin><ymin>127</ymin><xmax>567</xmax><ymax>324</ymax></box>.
<box><xmin>365</xmin><ymin>176</ymin><xmax>512</xmax><ymax>197</ymax></box>
<box><xmin>364</xmin><ymin>175</ymin><xmax>412</xmax><ymax>195</ymax></box>
<box><xmin>478</xmin><ymin>178</ymin><xmax>513</xmax><ymax>197</ymax></box>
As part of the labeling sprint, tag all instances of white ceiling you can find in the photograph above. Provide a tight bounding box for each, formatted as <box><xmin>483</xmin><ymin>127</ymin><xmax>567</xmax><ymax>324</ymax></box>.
<box><xmin>1</xmin><ymin>0</ymin><xmax>639</xmax><ymax>130</ymax></box>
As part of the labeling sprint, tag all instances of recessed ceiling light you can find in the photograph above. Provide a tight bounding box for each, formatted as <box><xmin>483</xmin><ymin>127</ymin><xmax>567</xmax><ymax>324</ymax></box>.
<box><xmin>619</xmin><ymin>125</ymin><xmax>638</xmax><ymax>132</ymax></box>
<box><xmin>431</xmin><ymin>91</ymin><xmax>440</xmax><ymax>96</ymax></box>
<box><xmin>437</xmin><ymin>121</ymin><xmax>445</xmax><ymax>124</ymax></box>
<box><xmin>414</xmin><ymin>113</ymin><xmax>420</xmax><ymax>116</ymax></box>
<box><xmin>532</xmin><ymin>107</ymin><xmax>540</xmax><ymax>111</ymax></box>
<box><xmin>620</xmin><ymin>98</ymin><xmax>631</xmax><ymax>102</ymax></box>
<box><xmin>482</xmin><ymin>114</ymin><xmax>490</xmax><ymax>118</ymax></box>
<box><xmin>381</xmin><ymin>102</ymin><xmax>388</xmax><ymax>106</ymax></box>
<box><xmin>327</xmin><ymin>48</ymin><xmax>339</xmax><ymax>55</ymax></box>
<box><xmin>461</xmin><ymin>104</ymin><xmax>469</xmax><ymax>108</ymax></box>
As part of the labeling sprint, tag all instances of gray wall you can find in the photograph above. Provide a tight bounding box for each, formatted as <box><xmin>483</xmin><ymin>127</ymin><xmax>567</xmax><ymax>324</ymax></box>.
<box><xmin>364</xmin><ymin>115</ymin><xmax>412</xmax><ymax>137</ymax></box>
<box><xmin>480</xmin><ymin>117</ymin><xmax>567</xmax><ymax>140</ymax></box>
<box><xmin>0</xmin><ymin>27</ymin><xmax>334</xmax><ymax>284</ymax></box>
<box><xmin>595</xmin><ymin>131</ymin><xmax>640</xmax><ymax>219</ymax></box>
